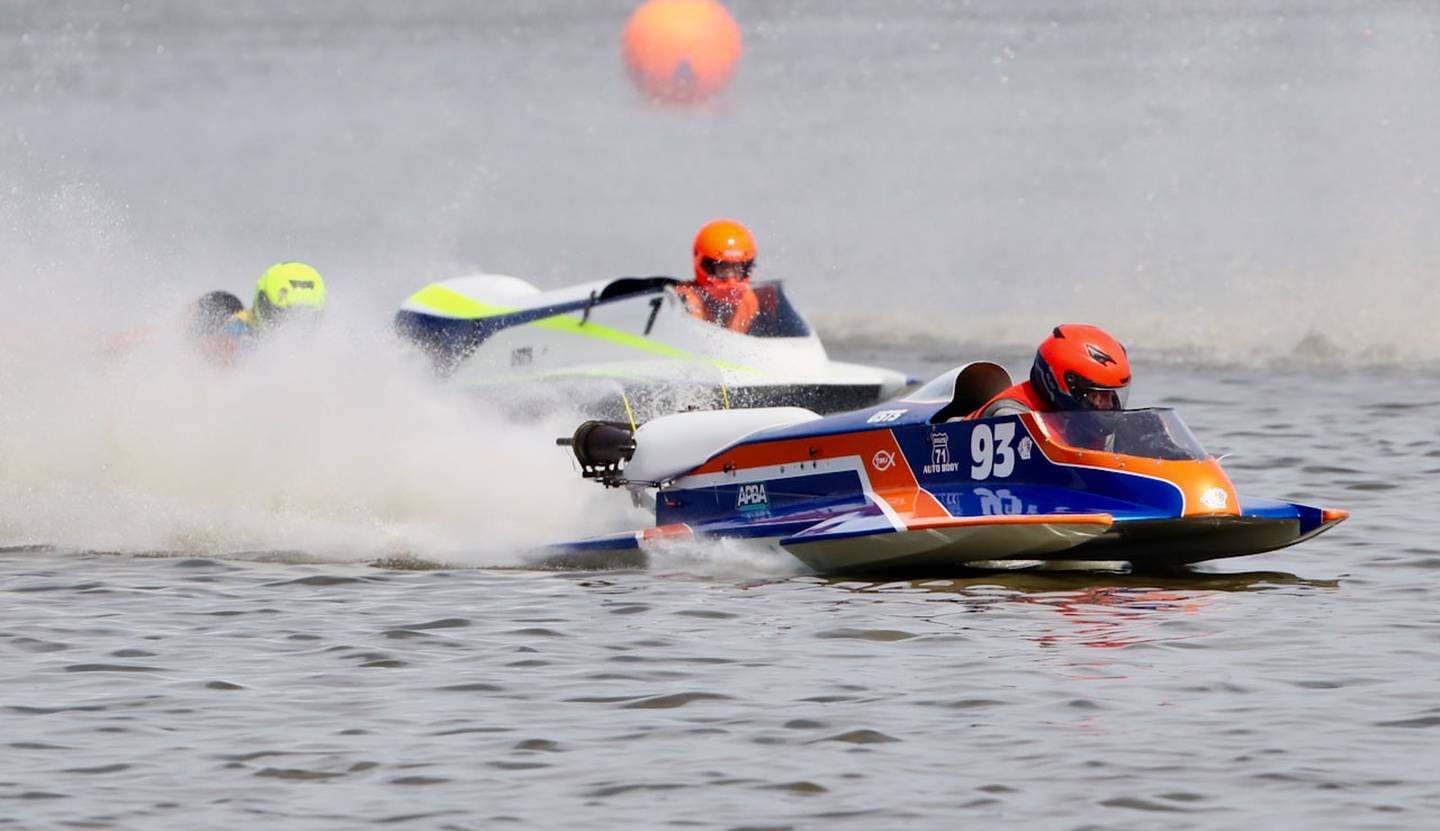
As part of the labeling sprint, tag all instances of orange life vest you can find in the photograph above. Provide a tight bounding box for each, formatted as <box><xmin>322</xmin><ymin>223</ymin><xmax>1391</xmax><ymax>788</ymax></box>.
<box><xmin>675</xmin><ymin>283</ymin><xmax>759</xmax><ymax>334</ymax></box>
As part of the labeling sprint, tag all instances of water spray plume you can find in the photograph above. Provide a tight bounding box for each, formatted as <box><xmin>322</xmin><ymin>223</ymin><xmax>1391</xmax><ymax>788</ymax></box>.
<box><xmin>0</xmin><ymin>194</ymin><xmax>639</xmax><ymax>563</ymax></box>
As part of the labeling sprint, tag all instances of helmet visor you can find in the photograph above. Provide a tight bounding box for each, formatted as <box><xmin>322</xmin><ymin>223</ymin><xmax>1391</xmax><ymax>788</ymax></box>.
<box><xmin>700</xmin><ymin>257</ymin><xmax>754</xmax><ymax>281</ymax></box>
<box><xmin>1065</xmin><ymin>370</ymin><xmax>1130</xmax><ymax>411</ymax></box>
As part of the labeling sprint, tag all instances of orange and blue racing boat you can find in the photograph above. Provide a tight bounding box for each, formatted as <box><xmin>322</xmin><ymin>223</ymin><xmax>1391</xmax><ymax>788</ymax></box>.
<box><xmin>545</xmin><ymin>362</ymin><xmax>1348</xmax><ymax>573</ymax></box>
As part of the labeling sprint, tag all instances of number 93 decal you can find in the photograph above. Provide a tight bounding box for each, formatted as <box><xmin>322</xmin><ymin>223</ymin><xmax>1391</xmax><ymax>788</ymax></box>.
<box><xmin>970</xmin><ymin>422</ymin><xmax>1021</xmax><ymax>480</ymax></box>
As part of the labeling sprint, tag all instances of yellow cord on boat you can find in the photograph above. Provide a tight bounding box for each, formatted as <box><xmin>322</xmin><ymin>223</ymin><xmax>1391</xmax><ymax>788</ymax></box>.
<box><xmin>621</xmin><ymin>390</ymin><xmax>637</xmax><ymax>431</ymax></box>
<box><xmin>720</xmin><ymin>382</ymin><xmax>731</xmax><ymax>410</ymax></box>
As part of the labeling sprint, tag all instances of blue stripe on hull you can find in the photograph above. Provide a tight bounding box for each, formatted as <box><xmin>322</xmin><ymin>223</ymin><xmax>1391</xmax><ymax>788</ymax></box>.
<box><xmin>657</xmin><ymin>471</ymin><xmax>868</xmax><ymax>527</ymax></box>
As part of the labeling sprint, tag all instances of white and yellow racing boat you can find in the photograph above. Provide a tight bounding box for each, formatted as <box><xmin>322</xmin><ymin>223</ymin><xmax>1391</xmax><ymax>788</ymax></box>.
<box><xmin>394</xmin><ymin>273</ymin><xmax>913</xmax><ymax>417</ymax></box>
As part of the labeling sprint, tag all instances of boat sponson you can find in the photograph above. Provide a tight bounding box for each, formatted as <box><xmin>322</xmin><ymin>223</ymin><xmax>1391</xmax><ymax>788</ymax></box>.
<box><xmin>1068</xmin><ymin>513</ymin><xmax>1344</xmax><ymax>569</ymax></box>
<box><xmin>780</xmin><ymin>513</ymin><xmax>1114</xmax><ymax>573</ymax></box>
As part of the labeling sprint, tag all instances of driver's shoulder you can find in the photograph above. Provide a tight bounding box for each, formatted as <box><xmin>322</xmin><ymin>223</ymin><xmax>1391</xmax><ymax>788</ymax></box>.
<box><xmin>980</xmin><ymin>398</ymin><xmax>1032</xmax><ymax>419</ymax></box>
<box><xmin>220</xmin><ymin>310</ymin><xmax>257</xmax><ymax>336</ymax></box>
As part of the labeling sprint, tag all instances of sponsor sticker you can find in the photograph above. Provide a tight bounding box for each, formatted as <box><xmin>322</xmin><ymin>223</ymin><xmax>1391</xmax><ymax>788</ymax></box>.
<box><xmin>871</xmin><ymin>450</ymin><xmax>895</xmax><ymax>471</ymax></box>
<box><xmin>923</xmin><ymin>431</ymin><xmax>959</xmax><ymax>475</ymax></box>
<box><xmin>1201</xmin><ymin>487</ymin><xmax>1229</xmax><ymax>510</ymax></box>
<box><xmin>975</xmin><ymin>486</ymin><xmax>1039</xmax><ymax>516</ymax></box>
<box><xmin>866</xmin><ymin>409</ymin><xmax>907</xmax><ymax>424</ymax></box>
<box><xmin>736</xmin><ymin>483</ymin><xmax>769</xmax><ymax>512</ymax></box>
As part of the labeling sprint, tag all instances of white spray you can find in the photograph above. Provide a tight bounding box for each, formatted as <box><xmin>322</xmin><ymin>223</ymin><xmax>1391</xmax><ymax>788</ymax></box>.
<box><xmin>0</xmin><ymin>191</ymin><xmax>639</xmax><ymax>564</ymax></box>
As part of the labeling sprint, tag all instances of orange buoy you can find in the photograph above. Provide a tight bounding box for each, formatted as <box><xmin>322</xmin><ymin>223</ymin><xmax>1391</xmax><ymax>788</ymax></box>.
<box><xmin>622</xmin><ymin>0</ymin><xmax>742</xmax><ymax>105</ymax></box>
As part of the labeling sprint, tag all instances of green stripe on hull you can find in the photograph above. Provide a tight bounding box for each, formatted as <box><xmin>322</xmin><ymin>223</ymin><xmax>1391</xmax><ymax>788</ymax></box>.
<box><xmin>406</xmin><ymin>283</ymin><xmax>757</xmax><ymax>373</ymax></box>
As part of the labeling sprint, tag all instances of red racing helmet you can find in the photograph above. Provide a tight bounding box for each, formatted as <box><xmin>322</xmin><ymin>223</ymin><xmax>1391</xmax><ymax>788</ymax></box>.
<box><xmin>1030</xmin><ymin>324</ymin><xmax>1131</xmax><ymax>411</ymax></box>
<box><xmin>692</xmin><ymin>219</ymin><xmax>757</xmax><ymax>286</ymax></box>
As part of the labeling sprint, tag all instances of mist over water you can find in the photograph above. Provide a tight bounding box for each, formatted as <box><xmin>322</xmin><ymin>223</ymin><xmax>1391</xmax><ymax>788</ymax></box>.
<box><xmin>0</xmin><ymin>300</ymin><xmax>628</xmax><ymax>560</ymax></box>
<box><xmin>0</xmin><ymin>192</ymin><xmax>629</xmax><ymax>559</ymax></box>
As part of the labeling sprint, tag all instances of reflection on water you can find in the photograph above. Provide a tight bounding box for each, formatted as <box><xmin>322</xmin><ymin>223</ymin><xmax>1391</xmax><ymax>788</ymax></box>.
<box><xmin>826</xmin><ymin>568</ymin><xmax>1338</xmax><ymax>595</ymax></box>
<box><xmin>0</xmin><ymin>533</ymin><xmax>1421</xmax><ymax>829</ymax></box>
<box><xmin>822</xmin><ymin>569</ymin><xmax>1339</xmax><ymax>656</ymax></box>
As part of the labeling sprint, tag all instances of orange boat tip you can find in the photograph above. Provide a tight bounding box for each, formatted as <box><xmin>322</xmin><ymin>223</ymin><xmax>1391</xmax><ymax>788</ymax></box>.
<box><xmin>1322</xmin><ymin>508</ymin><xmax>1350</xmax><ymax>523</ymax></box>
<box><xmin>641</xmin><ymin>523</ymin><xmax>694</xmax><ymax>541</ymax></box>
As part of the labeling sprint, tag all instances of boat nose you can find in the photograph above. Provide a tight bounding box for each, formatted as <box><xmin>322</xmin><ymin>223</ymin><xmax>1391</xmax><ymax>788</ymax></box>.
<box><xmin>878</xmin><ymin>369</ymin><xmax>918</xmax><ymax>400</ymax></box>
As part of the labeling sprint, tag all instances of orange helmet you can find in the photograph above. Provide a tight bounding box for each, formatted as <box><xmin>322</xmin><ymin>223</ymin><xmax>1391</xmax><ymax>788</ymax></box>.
<box><xmin>1030</xmin><ymin>324</ymin><xmax>1131</xmax><ymax>411</ymax></box>
<box><xmin>692</xmin><ymin>219</ymin><xmax>757</xmax><ymax>285</ymax></box>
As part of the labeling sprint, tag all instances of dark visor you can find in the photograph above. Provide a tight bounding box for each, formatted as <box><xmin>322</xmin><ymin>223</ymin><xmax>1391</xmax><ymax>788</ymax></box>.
<box><xmin>700</xmin><ymin>257</ymin><xmax>755</xmax><ymax>280</ymax></box>
<box><xmin>1064</xmin><ymin>370</ymin><xmax>1130</xmax><ymax>411</ymax></box>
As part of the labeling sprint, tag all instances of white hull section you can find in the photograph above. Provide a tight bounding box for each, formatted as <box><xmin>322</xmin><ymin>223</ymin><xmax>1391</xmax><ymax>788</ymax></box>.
<box><xmin>398</xmin><ymin>274</ymin><xmax>912</xmax><ymax>414</ymax></box>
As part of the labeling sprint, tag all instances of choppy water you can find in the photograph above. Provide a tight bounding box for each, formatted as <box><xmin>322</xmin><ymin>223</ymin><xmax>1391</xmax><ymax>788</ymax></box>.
<box><xmin>5</xmin><ymin>362</ymin><xmax>1438</xmax><ymax>829</ymax></box>
<box><xmin>4</xmin><ymin>1</ymin><xmax>1440</xmax><ymax>828</ymax></box>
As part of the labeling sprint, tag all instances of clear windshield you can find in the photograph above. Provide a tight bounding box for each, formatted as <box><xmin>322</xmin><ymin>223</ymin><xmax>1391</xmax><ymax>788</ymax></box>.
<box><xmin>745</xmin><ymin>281</ymin><xmax>812</xmax><ymax>338</ymax></box>
<box><xmin>905</xmin><ymin>367</ymin><xmax>964</xmax><ymax>402</ymax></box>
<box><xmin>1035</xmin><ymin>408</ymin><xmax>1209</xmax><ymax>461</ymax></box>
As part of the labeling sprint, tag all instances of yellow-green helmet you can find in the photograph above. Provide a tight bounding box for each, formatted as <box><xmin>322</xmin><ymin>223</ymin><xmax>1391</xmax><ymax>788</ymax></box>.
<box><xmin>254</xmin><ymin>262</ymin><xmax>326</xmax><ymax>327</ymax></box>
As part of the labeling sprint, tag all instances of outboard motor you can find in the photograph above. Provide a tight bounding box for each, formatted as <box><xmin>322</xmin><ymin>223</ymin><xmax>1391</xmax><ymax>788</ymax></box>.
<box><xmin>557</xmin><ymin>421</ymin><xmax>636</xmax><ymax>485</ymax></box>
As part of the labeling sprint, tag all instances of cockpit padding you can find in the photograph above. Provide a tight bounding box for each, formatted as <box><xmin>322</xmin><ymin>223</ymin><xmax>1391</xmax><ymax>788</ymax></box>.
<box><xmin>930</xmin><ymin>361</ymin><xmax>1013</xmax><ymax>422</ymax></box>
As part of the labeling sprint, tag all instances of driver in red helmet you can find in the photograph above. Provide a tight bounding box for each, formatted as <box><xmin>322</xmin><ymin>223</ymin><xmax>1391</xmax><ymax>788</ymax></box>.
<box><xmin>967</xmin><ymin>324</ymin><xmax>1131</xmax><ymax>419</ymax></box>
<box><xmin>676</xmin><ymin>218</ymin><xmax>760</xmax><ymax>334</ymax></box>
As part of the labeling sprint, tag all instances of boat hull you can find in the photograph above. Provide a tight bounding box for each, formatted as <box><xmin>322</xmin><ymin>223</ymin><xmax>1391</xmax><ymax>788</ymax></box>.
<box><xmin>396</xmin><ymin>274</ymin><xmax>913</xmax><ymax>417</ymax></box>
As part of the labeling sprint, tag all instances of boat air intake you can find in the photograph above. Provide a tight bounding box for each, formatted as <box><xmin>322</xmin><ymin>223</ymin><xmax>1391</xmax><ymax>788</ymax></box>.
<box><xmin>557</xmin><ymin>421</ymin><xmax>636</xmax><ymax>485</ymax></box>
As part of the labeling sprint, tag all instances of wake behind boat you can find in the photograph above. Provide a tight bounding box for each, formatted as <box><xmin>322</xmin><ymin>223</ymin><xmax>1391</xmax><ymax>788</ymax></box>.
<box><xmin>394</xmin><ymin>273</ymin><xmax>913</xmax><ymax>418</ymax></box>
